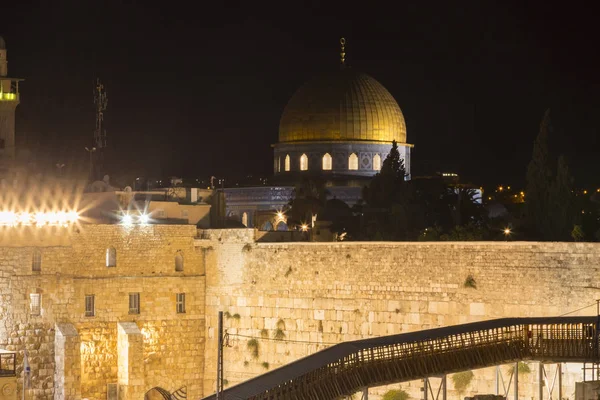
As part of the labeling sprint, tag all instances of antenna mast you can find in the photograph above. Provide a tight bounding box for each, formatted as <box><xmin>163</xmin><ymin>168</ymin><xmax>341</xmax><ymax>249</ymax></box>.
<box><xmin>340</xmin><ymin>37</ymin><xmax>346</xmax><ymax>68</ymax></box>
<box><xmin>94</xmin><ymin>78</ymin><xmax>108</xmax><ymax>149</ymax></box>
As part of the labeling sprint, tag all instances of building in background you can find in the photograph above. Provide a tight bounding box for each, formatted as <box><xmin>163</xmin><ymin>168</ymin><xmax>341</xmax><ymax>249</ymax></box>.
<box><xmin>0</xmin><ymin>36</ymin><xmax>22</xmax><ymax>163</ymax></box>
<box><xmin>80</xmin><ymin>186</ymin><xmax>214</xmax><ymax>227</ymax></box>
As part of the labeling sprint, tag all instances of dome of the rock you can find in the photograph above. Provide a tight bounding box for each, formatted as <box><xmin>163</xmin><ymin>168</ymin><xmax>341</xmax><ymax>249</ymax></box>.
<box><xmin>279</xmin><ymin>68</ymin><xmax>406</xmax><ymax>144</ymax></box>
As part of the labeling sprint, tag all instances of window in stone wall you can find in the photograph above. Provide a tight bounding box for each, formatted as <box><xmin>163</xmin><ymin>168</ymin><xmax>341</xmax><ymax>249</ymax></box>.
<box><xmin>129</xmin><ymin>293</ymin><xmax>140</xmax><ymax>314</ymax></box>
<box><xmin>284</xmin><ymin>154</ymin><xmax>290</xmax><ymax>171</ymax></box>
<box><xmin>175</xmin><ymin>252</ymin><xmax>184</xmax><ymax>272</ymax></box>
<box><xmin>85</xmin><ymin>294</ymin><xmax>95</xmax><ymax>317</ymax></box>
<box><xmin>242</xmin><ymin>212</ymin><xmax>248</xmax><ymax>227</ymax></box>
<box><xmin>300</xmin><ymin>154</ymin><xmax>308</xmax><ymax>171</ymax></box>
<box><xmin>32</xmin><ymin>249</ymin><xmax>42</xmax><ymax>272</ymax></box>
<box><xmin>106</xmin><ymin>247</ymin><xmax>116</xmax><ymax>267</ymax></box>
<box><xmin>348</xmin><ymin>153</ymin><xmax>358</xmax><ymax>170</ymax></box>
<box><xmin>176</xmin><ymin>293</ymin><xmax>186</xmax><ymax>313</ymax></box>
<box><xmin>107</xmin><ymin>384</ymin><xmax>118</xmax><ymax>400</ymax></box>
<box><xmin>322</xmin><ymin>153</ymin><xmax>332</xmax><ymax>170</ymax></box>
<box><xmin>30</xmin><ymin>293</ymin><xmax>41</xmax><ymax>316</ymax></box>
<box><xmin>373</xmin><ymin>153</ymin><xmax>382</xmax><ymax>171</ymax></box>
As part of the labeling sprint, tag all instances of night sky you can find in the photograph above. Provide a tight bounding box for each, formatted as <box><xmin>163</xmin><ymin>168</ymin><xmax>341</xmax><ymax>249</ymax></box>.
<box><xmin>3</xmin><ymin>1</ymin><xmax>599</xmax><ymax>187</ymax></box>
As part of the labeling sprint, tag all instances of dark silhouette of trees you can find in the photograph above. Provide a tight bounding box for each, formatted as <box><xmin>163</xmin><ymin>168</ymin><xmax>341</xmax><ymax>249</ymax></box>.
<box><xmin>525</xmin><ymin>110</ymin><xmax>576</xmax><ymax>240</ymax></box>
<box><xmin>361</xmin><ymin>141</ymin><xmax>413</xmax><ymax>240</ymax></box>
<box><xmin>287</xmin><ymin>177</ymin><xmax>329</xmax><ymax>228</ymax></box>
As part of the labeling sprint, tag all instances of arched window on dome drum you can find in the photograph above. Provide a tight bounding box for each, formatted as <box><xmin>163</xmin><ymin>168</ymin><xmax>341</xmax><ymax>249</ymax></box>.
<box><xmin>242</xmin><ymin>212</ymin><xmax>248</xmax><ymax>227</ymax></box>
<box><xmin>300</xmin><ymin>154</ymin><xmax>308</xmax><ymax>171</ymax></box>
<box><xmin>373</xmin><ymin>154</ymin><xmax>382</xmax><ymax>171</ymax></box>
<box><xmin>322</xmin><ymin>153</ymin><xmax>332</xmax><ymax>170</ymax></box>
<box><xmin>348</xmin><ymin>153</ymin><xmax>358</xmax><ymax>170</ymax></box>
<box><xmin>284</xmin><ymin>155</ymin><xmax>290</xmax><ymax>172</ymax></box>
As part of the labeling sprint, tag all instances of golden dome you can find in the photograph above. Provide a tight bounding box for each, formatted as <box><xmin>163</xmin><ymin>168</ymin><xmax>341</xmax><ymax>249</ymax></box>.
<box><xmin>279</xmin><ymin>69</ymin><xmax>406</xmax><ymax>143</ymax></box>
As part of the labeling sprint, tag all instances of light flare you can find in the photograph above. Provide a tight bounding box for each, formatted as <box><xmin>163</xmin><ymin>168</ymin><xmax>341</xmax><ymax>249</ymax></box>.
<box><xmin>0</xmin><ymin>210</ymin><xmax>79</xmax><ymax>226</ymax></box>
<box><xmin>121</xmin><ymin>214</ymin><xmax>133</xmax><ymax>225</ymax></box>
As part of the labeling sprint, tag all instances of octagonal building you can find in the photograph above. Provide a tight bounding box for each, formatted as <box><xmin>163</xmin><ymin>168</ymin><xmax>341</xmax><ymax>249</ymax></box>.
<box><xmin>273</xmin><ymin>67</ymin><xmax>412</xmax><ymax>179</ymax></box>
<box><xmin>223</xmin><ymin>39</ymin><xmax>413</xmax><ymax>229</ymax></box>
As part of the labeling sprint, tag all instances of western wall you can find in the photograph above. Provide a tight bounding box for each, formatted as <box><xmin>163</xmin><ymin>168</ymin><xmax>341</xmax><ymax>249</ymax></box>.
<box><xmin>201</xmin><ymin>229</ymin><xmax>600</xmax><ymax>399</ymax></box>
<box><xmin>1</xmin><ymin>226</ymin><xmax>600</xmax><ymax>399</ymax></box>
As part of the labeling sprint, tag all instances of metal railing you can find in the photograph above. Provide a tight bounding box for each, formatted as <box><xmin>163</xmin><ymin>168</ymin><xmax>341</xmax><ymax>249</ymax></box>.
<box><xmin>202</xmin><ymin>317</ymin><xmax>599</xmax><ymax>400</ymax></box>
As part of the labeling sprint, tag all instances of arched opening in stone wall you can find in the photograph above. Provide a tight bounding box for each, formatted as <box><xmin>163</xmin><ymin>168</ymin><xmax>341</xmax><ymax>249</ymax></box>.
<box><xmin>175</xmin><ymin>252</ymin><xmax>184</xmax><ymax>272</ymax></box>
<box><xmin>242</xmin><ymin>212</ymin><xmax>248</xmax><ymax>227</ymax></box>
<box><xmin>262</xmin><ymin>221</ymin><xmax>273</xmax><ymax>231</ymax></box>
<box><xmin>276</xmin><ymin>221</ymin><xmax>288</xmax><ymax>231</ymax></box>
<box><xmin>144</xmin><ymin>386</ymin><xmax>187</xmax><ymax>400</ymax></box>
<box><xmin>32</xmin><ymin>249</ymin><xmax>42</xmax><ymax>272</ymax></box>
<box><xmin>144</xmin><ymin>387</ymin><xmax>171</xmax><ymax>400</ymax></box>
<box><xmin>284</xmin><ymin>154</ymin><xmax>290</xmax><ymax>171</ymax></box>
<box><xmin>106</xmin><ymin>247</ymin><xmax>117</xmax><ymax>267</ymax></box>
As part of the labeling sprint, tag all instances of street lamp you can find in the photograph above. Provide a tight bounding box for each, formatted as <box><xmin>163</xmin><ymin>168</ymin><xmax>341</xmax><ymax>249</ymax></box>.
<box><xmin>503</xmin><ymin>227</ymin><xmax>511</xmax><ymax>240</ymax></box>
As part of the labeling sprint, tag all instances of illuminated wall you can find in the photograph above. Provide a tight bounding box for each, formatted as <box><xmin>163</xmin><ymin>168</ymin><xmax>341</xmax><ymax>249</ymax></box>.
<box><xmin>0</xmin><ymin>224</ymin><xmax>206</xmax><ymax>400</ymax></box>
<box><xmin>202</xmin><ymin>230</ymin><xmax>600</xmax><ymax>399</ymax></box>
<box><xmin>4</xmin><ymin>224</ymin><xmax>600</xmax><ymax>400</ymax></box>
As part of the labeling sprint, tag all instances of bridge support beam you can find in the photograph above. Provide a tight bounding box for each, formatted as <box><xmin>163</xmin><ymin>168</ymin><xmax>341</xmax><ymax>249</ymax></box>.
<box><xmin>423</xmin><ymin>376</ymin><xmax>447</xmax><ymax>400</ymax></box>
<box><xmin>539</xmin><ymin>362</ymin><xmax>544</xmax><ymax>400</ymax></box>
<box><xmin>514</xmin><ymin>363</ymin><xmax>519</xmax><ymax>400</ymax></box>
<box><xmin>494</xmin><ymin>363</ymin><xmax>519</xmax><ymax>400</ymax></box>
<box><xmin>538</xmin><ymin>362</ymin><xmax>563</xmax><ymax>400</ymax></box>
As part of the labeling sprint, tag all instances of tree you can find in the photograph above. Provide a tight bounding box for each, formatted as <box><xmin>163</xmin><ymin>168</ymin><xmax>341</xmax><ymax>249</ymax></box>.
<box><xmin>549</xmin><ymin>155</ymin><xmax>575</xmax><ymax>240</ymax></box>
<box><xmin>525</xmin><ymin>110</ymin><xmax>577</xmax><ymax>240</ymax></box>
<box><xmin>287</xmin><ymin>177</ymin><xmax>329</xmax><ymax>227</ymax></box>
<box><xmin>363</xmin><ymin>140</ymin><xmax>407</xmax><ymax>208</ymax></box>
<box><xmin>445</xmin><ymin>187</ymin><xmax>485</xmax><ymax>228</ymax></box>
<box><xmin>525</xmin><ymin>110</ymin><xmax>554</xmax><ymax>239</ymax></box>
<box><xmin>362</xmin><ymin>141</ymin><xmax>412</xmax><ymax>240</ymax></box>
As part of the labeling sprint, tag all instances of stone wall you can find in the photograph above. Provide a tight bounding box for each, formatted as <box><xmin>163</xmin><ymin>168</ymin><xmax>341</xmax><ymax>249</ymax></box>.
<box><xmin>202</xmin><ymin>230</ymin><xmax>600</xmax><ymax>399</ymax></box>
<box><xmin>0</xmin><ymin>224</ymin><xmax>206</xmax><ymax>400</ymax></box>
<box><xmin>3</xmin><ymin>224</ymin><xmax>600</xmax><ymax>399</ymax></box>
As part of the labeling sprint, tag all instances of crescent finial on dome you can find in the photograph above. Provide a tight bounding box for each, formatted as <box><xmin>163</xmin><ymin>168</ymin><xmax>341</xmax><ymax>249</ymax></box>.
<box><xmin>340</xmin><ymin>37</ymin><xmax>346</xmax><ymax>68</ymax></box>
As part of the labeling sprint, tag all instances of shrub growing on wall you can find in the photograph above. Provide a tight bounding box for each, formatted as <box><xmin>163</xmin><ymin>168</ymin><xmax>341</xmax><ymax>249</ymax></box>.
<box><xmin>247</xmin><ymin>339</ymin><xmax>259</xmax><ymax>359</ymax></box>
<box><xmin>509</xmin><ymin>362</ymin><xmax>531</xmax><ymax>375</ymax></box>
<box><xmin>451</xmin><ymin>370</ymin><xmax>474</xmax><ymax>395</ymax></box>
<box><xmin>382</xmin><ymin>389</ymin><xmax>410</xmax><ymax>400</ymax></box>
